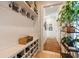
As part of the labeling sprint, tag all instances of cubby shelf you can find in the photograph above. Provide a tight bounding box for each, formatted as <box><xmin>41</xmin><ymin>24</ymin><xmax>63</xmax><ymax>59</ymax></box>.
<box><xmin>0</xmin><ymin>38</ymin><xmax>39</xmax><ymax>58</ymax></box>
<box><xmin>14</xmin><ymin>39</ymin><xmax>39</xmax><ymax>58</ymax></box>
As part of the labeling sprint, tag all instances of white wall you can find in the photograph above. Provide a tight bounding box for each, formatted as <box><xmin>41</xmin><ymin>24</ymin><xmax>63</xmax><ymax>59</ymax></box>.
<box><xmin>45</xmin><ymin>13</ymin><xmax>61</xmax><ymax>44</ymax></box>
<box><xmin>0</xmin><ymin>2</ymin><xmax>36</xmax><ymax>50</ymax></box>
<box><xmin>40</xmin><ymin>5</ymin><xmax>62</xmax><ymax>50</ymax></box>
<box><xmin>42</xmin><ymin>13</ymin><xmax>60</xmax><ymax>46</ymax></box>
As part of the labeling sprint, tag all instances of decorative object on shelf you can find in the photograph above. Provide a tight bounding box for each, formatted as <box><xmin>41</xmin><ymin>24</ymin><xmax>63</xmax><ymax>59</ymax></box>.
<box><xmin>9</xmin><ymin>2</ymin><xmax>19</xmax><ymax>12</ymax></box>
<box><xmin>31</xmin><ymin>15</ymin><xmax>34</xmax><ymax>20</ymax></box>
<box><xmin>18</xmin><ymin>35</ymin><xmax>33</xmax><ymax>45</ymax></box>
<box><xmin>63</xmin><ymin>24</ymin><xmax>75</xmax><ymax>33</ymax></box>
<box><xmin>26</xmin><ymin>12</ymin><xmax>30</xmax><ymax>18</ymax></box>
<box><xmin>12</xmin><ymin>2</ymin><xmax>19</xmax><ymax>12</ymax></box>
<box><xmin>20</xmin><ymin>8</ymin><xmax>26</xmax><ymax>16</ymax></box>
<box><xmin>18</xmin><ymin>6</ymin><xmax>22</xmax><ymax>13</ymax></box>
<box><xmin>9</xmin><ymin>1</ymin><xmax>36</xmax><ymax>20</ymax></box>
<box><xmin>9</xmin><ymin>1</ymin><xmax>13</xmax><ymax>8</ymax></box>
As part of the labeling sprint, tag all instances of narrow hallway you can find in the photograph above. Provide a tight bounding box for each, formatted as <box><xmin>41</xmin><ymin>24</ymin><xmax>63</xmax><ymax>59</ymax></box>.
<box><xmin>44</xmin><ymin>38</ymin><xmax>61</xmax><ymax>53</ymax></box>
<box><xmin>34</xmin><ymin>38</ymin><xmax>61</xmax><ymax>58</ymax></box>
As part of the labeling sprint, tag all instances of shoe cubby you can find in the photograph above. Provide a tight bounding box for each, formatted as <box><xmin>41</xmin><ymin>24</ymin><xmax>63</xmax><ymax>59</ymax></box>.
<box><xmin>10</xmin><ymin>39</ymin><xmax>39</xmax><ymax>58</ymax></box>
<box><xmin>25</xmin><ymin>46</ymin><xmax>30</xmax><ymax>52</ymax></box>
<box><xmin>17</xmin><ymin>50</ymin><xmax>24</xmax><ymax>58</ymax></box>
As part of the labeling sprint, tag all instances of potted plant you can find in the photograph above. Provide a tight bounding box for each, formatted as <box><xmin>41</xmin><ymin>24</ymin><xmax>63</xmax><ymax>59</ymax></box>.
<box><xmin>57</xmin><ymin>1</ymin><xmax>79</xmax><ymax>33</ymax></box>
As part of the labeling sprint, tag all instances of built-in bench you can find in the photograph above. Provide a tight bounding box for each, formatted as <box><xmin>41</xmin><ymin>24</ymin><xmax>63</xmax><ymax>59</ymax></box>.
<box><xmin>0</xmin><ymin>37</ymin><xmax>39</xmax><ymax>58</ymax></box>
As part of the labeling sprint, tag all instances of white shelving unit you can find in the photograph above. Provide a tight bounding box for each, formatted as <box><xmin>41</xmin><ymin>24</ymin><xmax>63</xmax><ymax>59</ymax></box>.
<box><xmin>0</xmin><ymin>38</ymin><xmax>39</xmax><ymax>58</ymax></box>
<box><xmin>11</xmin><ymin>39</ymin><xmax>39</xmax><ymax>58</ymax></box>
<box><xmin>15</xmin><ymin>1</ymin><xmax>38</xmax><ymax>17</ymax></box>
<box><xmin>0</xmin><ymin>1</ymin><xmax>39</xmax><ymax>58</ymax></box>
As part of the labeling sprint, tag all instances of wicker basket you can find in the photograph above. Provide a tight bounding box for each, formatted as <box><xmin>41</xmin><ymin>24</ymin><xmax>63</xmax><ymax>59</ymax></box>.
<box><xmin>18</xmin><ymin>36</ymin><xmax>33</xmax><ymax>45</ymax></box>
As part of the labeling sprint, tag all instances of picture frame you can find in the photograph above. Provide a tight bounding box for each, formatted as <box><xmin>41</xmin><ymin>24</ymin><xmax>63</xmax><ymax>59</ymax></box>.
<box><xmin>49</xmin><ymin>24</ymin><xmax>53</xmax><ymax>31</ymax></box>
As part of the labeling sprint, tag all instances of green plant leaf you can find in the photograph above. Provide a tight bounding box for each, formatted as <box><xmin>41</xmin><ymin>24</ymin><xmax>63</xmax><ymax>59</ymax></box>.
<box><xmin>57</xmin><ymin>1</ymin><xmax>79</xmax><ymax>26</ymax></box>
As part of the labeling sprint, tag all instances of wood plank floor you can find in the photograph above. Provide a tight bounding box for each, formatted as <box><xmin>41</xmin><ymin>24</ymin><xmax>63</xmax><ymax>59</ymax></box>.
<box><xmin>34</xmin><ymin>37</ymin><xmax>62</xmax><ymax>58</ymax></box>
<box><xmin>44</xmin><ymin>37</ymin><xmax>61</xmax><ymax>53</ymax></box>
<box><xmin>34</xmin><ymin>38</ymin><xmax>73</xmax><ymax>58</ymax></box>
<box><xmin>34</xmin><ymin>50</ymin><xmax>62</xmax><ymax>58</ymax></box>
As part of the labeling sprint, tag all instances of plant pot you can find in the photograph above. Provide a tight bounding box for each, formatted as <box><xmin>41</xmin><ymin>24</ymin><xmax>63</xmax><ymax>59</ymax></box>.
<box><xmin>63</xmin><ymin>24</ymin><xmax>75</xmax><ymax>33</ymax></box>
<box><xmin>67</xmin><ymin>26</ymin><xmax>75</xmax><ymax>33</ymax></box>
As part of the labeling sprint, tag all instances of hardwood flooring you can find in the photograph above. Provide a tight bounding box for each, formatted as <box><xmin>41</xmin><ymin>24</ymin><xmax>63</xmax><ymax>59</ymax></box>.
<box><xmin>34</xmin><ymin>50</ymin><xmax>62</xmax><ymax>58</ymax></box>
<box><xmin>34</xmin><ymin>37</ymin><xmax>73</xmax><ymax>58</ymax></box>
<box><xmin>34</xmin><ymin>37</ymin><xmax>62</xmax><ymax>58</ymax></box>
<box><xmin>44</xmin><ymin>37</ymin><xmax>61</xmax><ymax>53</ymax></box>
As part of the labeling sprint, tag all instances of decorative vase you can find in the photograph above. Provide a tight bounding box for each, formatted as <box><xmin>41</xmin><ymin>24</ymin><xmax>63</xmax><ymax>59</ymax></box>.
<box><xmin>67</xmin><ymin>25</ymin><xmax>75</xmax><ymax>33</ymax></box>
<box><xmin>63</xmin><ymin>23</ymin><xmax>75</xmax><ymax>33</ymax></box>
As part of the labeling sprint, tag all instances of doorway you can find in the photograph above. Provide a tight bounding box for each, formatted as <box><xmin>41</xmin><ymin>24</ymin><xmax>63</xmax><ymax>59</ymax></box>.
<box><xmin>41</xmin><ymin>3</ymin><xmax>61</xmax><ymax>52</ymax></box>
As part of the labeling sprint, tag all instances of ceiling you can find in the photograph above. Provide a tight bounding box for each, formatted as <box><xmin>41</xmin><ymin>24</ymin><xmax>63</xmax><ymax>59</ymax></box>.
<box><xmin>38</xmin><ymin>1</ymin><xmax>64</xmax><ymax>6</ymax></box>
<box><xmin>44</xmin><ymin>5</ymin><xmax>60</xmax><ymax>16</ymax></box>
<box><xmin>38</xmin><ymin>1</ymin><xmax>64</xmax><ymax>16</ymax></box>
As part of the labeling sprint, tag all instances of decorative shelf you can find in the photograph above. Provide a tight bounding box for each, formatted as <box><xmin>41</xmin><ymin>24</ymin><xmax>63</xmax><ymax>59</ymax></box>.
<box><xmin>15</xmin><ymin>1</ymin><xmax>38</xmax><ymax>17</ymax></box>
<box><xmin>61</xmin><ymin>30</ymin><xmax>79</xmax><ymax>33</ymax></box>
<box><xmin>67</xmin><ymin>32</ymin><xmax>79</xmax><ymax>33</ymax></box>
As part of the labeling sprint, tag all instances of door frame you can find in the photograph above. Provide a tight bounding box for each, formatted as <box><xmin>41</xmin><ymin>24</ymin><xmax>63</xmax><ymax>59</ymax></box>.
<box><xmin>40</xmin><ymin>2</ymin><xmax>64</xmax><ymax>50</ymax></box>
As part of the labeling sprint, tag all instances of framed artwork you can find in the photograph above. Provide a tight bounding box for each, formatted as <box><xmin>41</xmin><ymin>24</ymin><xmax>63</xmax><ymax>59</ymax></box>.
<box><xmin>49</xmin><ymin>24</ymin><xmax>53</xmax><ymax>31</ymax></box>
<box><xmin>44</xmin><ymin>21</ymin><xmax>47</xmax><ymax>30</ymax></box>
<box><xmin>26</xmin><ymin>12</ymin><xmax>30</xmax><ymax>18</ymax></box>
